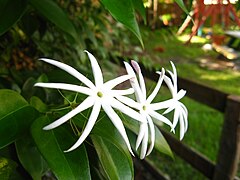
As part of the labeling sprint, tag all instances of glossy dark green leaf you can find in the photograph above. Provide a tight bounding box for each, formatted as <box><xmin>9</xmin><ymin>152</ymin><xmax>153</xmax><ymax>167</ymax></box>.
<box><xmin>154</xmin><ymin>126</ymin><xmax>173</xmax><ymax>158</ymax></box>
<box><xmin>30</xmin><ymin>96</ymin><xmax>48</xmax><ymax>113</ymax></box>
<box><xmin>174</xmin><ymin>0</ymin><xmax>189</xmax><ymax>15</ymax></box>
<box><xmin>0</xmin><ymin>0</ymin><xmax>27</xmax><ymax>36</ymax></box>
<box><xmin>31</xmin><ymin>116</ymin><xmax>90</xmax><ymax>180</ymax></box>
<box><xmin>29</xmin><ymin>0</ymin><xmax>78</xmax><ymax>40</ymax></box>
<box><xmin>0</xmin><ymin>90</ymin><xmax>39</xmax><ymax>149</ymax></box>
<box><xmin>73</xmin><ymin>113</ymin><xmax>133</xmax><ymax>174</ymax></box>
<box><xmin>132</xmin><ymin>0</ymin><xmax>146</xmax><ymax>24</ymax></box>
<box><xmin>92</xmin><ymin>135</ymin><xmax>133</xmax><ymax>180</ymax></box>
<box><xmin>100</xmin><ymin>0</ymin><xmax>143</xmax><ymax>47</ymax></box>
<box><xmin>15</xmin><ymin>135</ymin><xmax>48</xmax><ymax>179</ymax></box>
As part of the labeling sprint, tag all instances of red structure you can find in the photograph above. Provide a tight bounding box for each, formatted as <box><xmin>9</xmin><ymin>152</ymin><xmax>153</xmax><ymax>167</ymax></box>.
<box><xmin>178</xmin><ymin>0</ymin><xmax>240</xmax><ymax>43</ymax></box>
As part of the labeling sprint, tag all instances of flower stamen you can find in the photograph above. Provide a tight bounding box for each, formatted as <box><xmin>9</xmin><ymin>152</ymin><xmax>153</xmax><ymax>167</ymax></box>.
<box><xmin>97</xmin><ymin>91</ymin><xmax>103</xmax><ymax>98</ymax></box>
<box><xmin>142</xmin><ymin>105</ymin><xmax>147</xmax><ymax>111</ymax></box>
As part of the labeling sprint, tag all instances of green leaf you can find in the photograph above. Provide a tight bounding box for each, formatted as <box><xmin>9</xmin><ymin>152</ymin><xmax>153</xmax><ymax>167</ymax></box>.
<box><xmin>0</xmin><ymin>89</ymin><xmax>39</xmax><ymax>149</ymax></box>
<box><xmin>29</xmin><ymin>0</ymin><xmax>78</xmax><ymax>40</ymax></box>
<box><xmin>100</xmin><ymin>0</ymin><xmax>143</xmax><ymax>47</ymax></box>
<box><xmin>132</xmin><ymin>0</ymin><xmax>146</xmax><ymax>24</ymax></box>
<box><xmin>0</xmin><ymin>0</ymin><xmax>27</xmax><ymax>36</ymax></box>
<box><xmin>15</xmin><ymin>135</ymin><xmax>48</xmax><ymax>180</ymax></box>
<box><xmin>31</xmin><ymin>116</ymin><xmax>91</xmax><ymax>180</ymax></box>
<box><xmin>91</xmin><ymin>135</ymin><xmax>133</xmax><ymax>180</ymax></box>
<box><xmin>154</xmin><ymin>127</ymin><xmax>173</xmax><ymax>158</ymax></box>
<box><xmin>22</xmin><ymin>77</ymin><xmax>36</xmax><ymax>100</ymax></box>
<box><xmin>174</xmin><ymin>0</ymin><xmax>189</xmax><ymax>15</ymax></box>
<box><xmin>73</xmin><ymin>112</ymin><xmax>133</xmax><ymax>174</ymax></box>
<box><xmin>92</xmin><ymin>115</ymin><xmax>132</xmax><ymax>158</ymax></box>
<box><xmin>30</xmin><ymin>96</ymin><xmax>48</xmax><ymax>113</ymax></box>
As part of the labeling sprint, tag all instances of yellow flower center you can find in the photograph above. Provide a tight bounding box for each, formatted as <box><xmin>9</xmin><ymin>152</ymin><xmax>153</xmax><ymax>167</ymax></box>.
<box><xmin>97</xmin><ymin>91</ymin><xmax>103</xmax><ymax>98</ymax></box>
<box><xmin>142</xmin><ymin>105</ymin><xmax>147</xmax><ymax>111</ymax></box>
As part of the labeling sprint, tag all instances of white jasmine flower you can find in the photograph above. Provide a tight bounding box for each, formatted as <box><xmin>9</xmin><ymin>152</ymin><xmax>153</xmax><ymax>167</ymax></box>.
<box><xmin>151</xmin><ymin>61</ymin><xmax>188</xmax><ymax>140</ymax></box>
<box><xmin>117</xmin><ymin>60</ymin><xmax>173</xmax><ymax>159</ymax></box>
<box><xmin>35</xmin><ymin>51</ymin><xmax>143</xmax><ymax>154</ymax></box>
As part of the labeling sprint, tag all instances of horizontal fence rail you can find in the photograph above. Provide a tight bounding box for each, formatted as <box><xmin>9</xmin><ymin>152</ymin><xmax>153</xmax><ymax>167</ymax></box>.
<box><xmin>115</xmin><ymin>58</ymin><xmax>240</xmax><ymax>180</ymax></box>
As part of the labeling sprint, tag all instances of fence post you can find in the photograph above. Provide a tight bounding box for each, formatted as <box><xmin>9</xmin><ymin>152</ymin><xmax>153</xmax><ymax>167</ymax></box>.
<box><xmin>213</xmin><ymin>95</ymin><xmax>240</xmax><ymax>180</ymax></box>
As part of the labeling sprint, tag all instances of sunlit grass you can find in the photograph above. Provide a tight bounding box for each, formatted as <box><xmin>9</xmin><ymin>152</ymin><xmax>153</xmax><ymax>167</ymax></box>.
<box><xmin>177</xmin><ymin>34</ymin><xmax>209</xmax><ymax>44</ymax></box>
<box><xmin>136</xmin><ymin>27</ymin><xmax>240</xmax><ymax>96</ymax></box>
<box><xmin>178</xmin><ymin>63</ymin><xmax>240</xmax><ymax>95</ymax></box>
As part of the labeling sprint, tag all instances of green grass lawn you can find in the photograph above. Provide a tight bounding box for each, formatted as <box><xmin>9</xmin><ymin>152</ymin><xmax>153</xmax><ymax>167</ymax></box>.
<box><xmin>124</xmin><ymin>27</ymin><xmax>240</xmax><ymax>179</ymax></box>
<box><xmin>128</xmin><ymin>26</ymin><xmax>240</xmax><ymax>95</ymax></box>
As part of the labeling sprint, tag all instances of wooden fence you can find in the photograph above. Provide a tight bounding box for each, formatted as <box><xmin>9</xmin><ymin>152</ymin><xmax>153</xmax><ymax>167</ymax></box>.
<box><xmin>137</xmin><ymin>62</ymin><xmax>240</xmax><ymax>180</ymax></box>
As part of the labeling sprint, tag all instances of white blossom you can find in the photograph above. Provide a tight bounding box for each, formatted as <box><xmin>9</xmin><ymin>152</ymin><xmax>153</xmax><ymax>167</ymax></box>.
<box><xmin>116</xmin><ymin>60</ymin><xmax>174</xmax><ymax>159</ymax></box>
<box><xmin>35</xmin><ymin>51</ymin><xmax>143</xmax><ymax>154</ymax></box>
<box><xmin>151</xmin><ymin>61</ymin><xmax>188</xmax><ymax>140</ymax></box>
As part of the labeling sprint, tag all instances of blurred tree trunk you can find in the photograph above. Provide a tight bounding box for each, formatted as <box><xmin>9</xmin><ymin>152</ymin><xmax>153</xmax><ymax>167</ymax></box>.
<box><xmin>152</xmin><ymin>0</ymin><xmax>158</xmax><ymax>29</ymax></box>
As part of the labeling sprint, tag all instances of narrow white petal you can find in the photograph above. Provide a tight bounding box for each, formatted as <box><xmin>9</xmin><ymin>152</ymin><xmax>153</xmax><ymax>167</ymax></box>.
<box><xmin>124</xmin><ymin>62</ymin><xmax>137</xmax><ymax>79</ymax></box>
<box><xmin>180</xmin><ymin>102</ymin><xmax>188</xmax><ymax>117</ymax></box>
<box><xmin>39</xmin><ymin>58</ymin><xmax>95</xmax><ymax>89</ymax></box>
<box><xmin>171</xmin><ymin>108</ymin><xmax>180</xmax><ymax>131</ymax></box>
<box><xmin>130</xmin><ymin>60</ymin><xmax>141</xmax><ymax>74</ymax></box>
<box><xmin>163</xmin><ymin>75</ymin><xmax>176</xmax><ymax>96</ymax></box>
<box><xmin>176</xmin><ymin>89</ymin><xmax>186</xmax><ymax>100</ymax></box>
<box><xmin>84</xmin><ymin>50</ymin><xmax>103</xmax><ymax>88</ymax></box>
<box><xmin>149</xmin><ymin>99</ymin><xmax>174</xmax><ymax>111</ymax></box>
<box><xmin>115</xmin><ymin>95</ymin><xmax>140</xmax><ymax>110</ymax></box>
<box><xmin>167</xmin><ymin>70</ymin><xmax>175</xmax><ymax>86</ymax></box>
<box><xmin>184</xmin><ymin>115</ymin><xmax>188</xmax><ymax>133</ymax></box>
<box><xmin>138</xmin><ymin>72</ymin><xmax>146</xmax><ymax>100</ymax></box>
<box><xmin>111</xmin><ymin>88</ymin><xmax>134</xmax><ymax>96</ymax></box>
<box><xmin>104</xmin><ymin>75</ymin><xmax>133</xmax><ymax>90</ymax></box>
<box><xmin>147</xmin><ymin>68</ymin><xmax>165</xmax><ymax>104</ymax></box>
<box><xmin>163</xmin><ymin>105</ymin><xmax>175</xmax><ymax>115</ymax></box>
<box><xmin>131</xmin><ymin>60</ymin><xmax>147</xmax><ymax>100</ymax></box>
<box><xmin>149</xmin><ymin>110</ymin><xmax>173</xmax><ymax>127</ymax></box>
<box><xmin>136</xmin><ymin>122</ymin><xmax>147</xmax><ymax>150</ymax></box>
<box><xmin>146</xmin><ymin>115</ymin><xmax>155</xmax><ymax>156</ymax></box>
<box><xmin>140</xmin><ymin>125</ymin><xmax>148</xmax><ymax>159</ymax></box>
<box><xmin>179</xmin><ymin>104</ymin><xmax>188</xmax><ymax>132</ymax></box>
<box><xmin>34</xmin><ymin>83</ymin><xmax>92</xmax><ymax>96</ymax></box>
<box><xmin>111</xmin><ymin>98</ymin><xmax>143</xmax><ymax>122</ymax></box>
<box><xmin>179</xmin><ymin>113</ymin><xmax>185</xmax><ymax>140</ymax></box>
<box><xmin>43</xmin><ymin>96</ymin><xmax>95</xmax><ymax>130</ymax></box>
<box><xmin>102</xmin><ymin>102</ymin><xmax>134</xmax><ymax>156</ymax></box>
<box><xmin>124</xmin><ymin>62</ymin><xmax>144</xmax><ymax>103</ymax></box>
<box><xmin>64</xmin><ymin>101</ymin><xmax>101</xmax><ymax>152</ymax></box>
<box><xmin>170</xmin><ymin>61</ymin><xmax>177</xmax><ymax>87</ymax></box>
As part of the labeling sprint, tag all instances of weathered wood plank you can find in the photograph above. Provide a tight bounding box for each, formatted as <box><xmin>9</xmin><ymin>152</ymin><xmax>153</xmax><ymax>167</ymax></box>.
<box><xmin>160</xmin><ymin>128</ymin><xmax>215</xmax><ymax>178</ymax></box>
<box><xmin>140</xmin><ymin>158</ymin><xmax>170</xmax><ymax>180</ymax></box>
<box><xmin>177</xmin><ymin>77</ymin><xmax>228</xmax><ymax>113</ymax></box>
<box><xmin>213</xmin><ymin>95</ymin><xmax>240</xmax><ymax>180</ymax></box>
